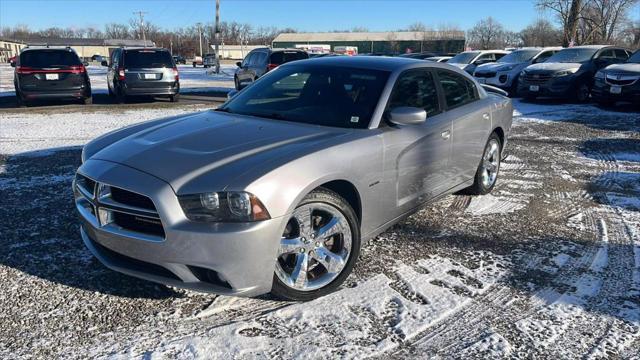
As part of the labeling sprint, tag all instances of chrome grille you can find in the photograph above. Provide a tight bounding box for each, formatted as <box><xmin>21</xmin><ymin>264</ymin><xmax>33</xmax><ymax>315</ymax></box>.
<box><xmin>605</xmin><ymin>74</ymin><xmax>638</xmax><ymax>86</ymax></box>
<box><xmin>522</xmin><ymin>73</ymin><xmax>552</xmax><ymax>84</ymax></box>
<box><xmin>74</xmin><ymin>173</ymin><xmax>165</xmax><ymax>240</ymax></box>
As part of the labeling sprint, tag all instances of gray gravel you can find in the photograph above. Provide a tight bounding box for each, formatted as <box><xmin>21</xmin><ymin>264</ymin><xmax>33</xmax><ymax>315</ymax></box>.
<box><xmin>0</xmin><ymin>99</ymin><xmax>639</xmax><ymax>358</ymax></box>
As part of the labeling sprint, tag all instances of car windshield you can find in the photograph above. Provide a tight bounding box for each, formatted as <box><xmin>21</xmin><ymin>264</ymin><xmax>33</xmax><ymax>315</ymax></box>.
<box><xmin>546</xmin><ymin>48</ymin><xmax>598</xmax><ymax>63</ymax></box>
<box><xmin>124</xmin><ymin>49</ymin><xmax>173</xmax><ymax>68</ymax></box>
<box><xmin>20</xmin><ymin>50</ymin><xmax>81</xmax><ymax>68</ymax></box>
<box><xmin>628</xmin><ymin>51</ymin><xmax>640</xmax><ymax>63</ymax></box>
<box><xmin>220</xmin><ymin>65</ymin><xmax>390</xmax><ymax>129</ymax></box>
<box><xmin>448</xmin><ymin>52</ymin><xmax>480</xmax><ymax>64</ymax></box>
<box><xmin>497</xmin><ymin>49</ymin><xmax>540</xmax><ymax>63</ymax></box>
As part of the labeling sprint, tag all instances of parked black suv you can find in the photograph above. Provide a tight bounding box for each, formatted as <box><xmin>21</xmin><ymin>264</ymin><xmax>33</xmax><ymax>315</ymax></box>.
<box><xmin>518</xmin><ymin>45</ymin><xmax>632</xmax><ymax>102</ymax></box>
<box><xmin>13</xmin><ymin>47</ymin><xmax>92</xmax><ymax>106</ymax></box>
<box><xmin>104</xmin><ymin>47</ymin><xmax>179</xmax><ymax>102</ymax></box>
<box><xmin>234</xmin><ymin>48</ymin><xmax>308</xmax><ymax>90</ymax></box>
<box><xmin>591</xmin><ymin>50</ymin><xmax>640</xmax><ymax>107</ymax></box>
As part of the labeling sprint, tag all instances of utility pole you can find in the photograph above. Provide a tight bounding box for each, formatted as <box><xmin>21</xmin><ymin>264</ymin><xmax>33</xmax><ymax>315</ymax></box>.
<box><xmin>214</xmin><ymin>0</ymin><xmax>221</xmax><ymax>73</ymax></box>
<box><xmin>170</xmin><ymin>37</ymin><xmax>173</xmax><ymax>55</ymax></box>
<box><xmin>196</xmin><ymin>22</ymin><xmax>203</xmax><ymax>58</ymax></box>
<box><xmin>134</xmin><ymin>11</ymin><xmax>148</xmax><ymax>46</ymax></box>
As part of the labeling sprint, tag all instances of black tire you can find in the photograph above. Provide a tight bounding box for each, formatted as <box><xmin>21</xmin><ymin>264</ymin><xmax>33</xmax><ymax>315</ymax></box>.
<box><xmin>234</xmin><ymin>76</ymin><xmax>241</xmax><ymax>90</ymax></box>
<box><xmin>169</xmin><ymin>94</ymin><xmax>180</xmax><ymax>102</ymax></box>
<box><xmin>16</xmin><ymin>91</ymin><xmax>26</xmax><ymax>107</ymax></box>
<box><xmin>464</xmin><ymin>132</ymin><xmax>502</xmax><ymax>196</ymax></box>
<box><xmin>192</xmin><ymin>62</ymin><xmax>196</xmax><ymax>67</ymax></box>
<box><xmin>271</xmin><ymin>188</ymin><xmax>361</xmax><ymax>301</ymax></box>
<box><xmin>115</xmin><ymin>86</ymin><xmax>126</xmax><ymax>104</ymax></box>
<box><xmin>83</xmin><ymin>96</ymin><xmax>93</xmax><ymax>105</ymax></box>
<box><xmin>574</xmin><ymin>82</ymin><xmax>590</xmax><ymax>103</ymax></box>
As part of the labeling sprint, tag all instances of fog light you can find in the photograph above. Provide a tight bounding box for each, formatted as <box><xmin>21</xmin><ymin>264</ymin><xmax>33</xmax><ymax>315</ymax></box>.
<box><xmin>98</xmin><ymin>208</ymin><xmax>114</xmax><ymax>226</ymax></box>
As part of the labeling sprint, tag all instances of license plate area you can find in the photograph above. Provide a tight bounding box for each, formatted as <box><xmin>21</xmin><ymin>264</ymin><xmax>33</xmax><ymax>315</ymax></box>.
<box><xmin>144</xmin><ymin>73</ymin><xmax>157</xmax><ymax>80</ymax></box>
<box><xmin>45</xmin><ymin>73</ymin><xmax>59</xmax><ymax>81</ymax></box>
<box><xmin>610</xmin><ymin>85</ymin><xmax>622</xmax><ymax>94</ymax></box>
<box><xmin>529</xmin><ymin>85</ymin><xmax>539</xmax><ymax>92</ymax></box>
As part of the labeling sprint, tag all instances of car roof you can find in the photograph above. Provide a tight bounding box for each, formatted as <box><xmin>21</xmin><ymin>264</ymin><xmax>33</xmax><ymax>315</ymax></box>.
<box><xmin>20</xmin><ymin>46</ymin><xmax>77</xmax><ymax>53</ymax></box>
<box><xmin>122</xmin><ymin>47</ymin><xmax>169</xmax><ymax>52</ymax></box>
<box><xmin>569</xmin><ymin>45</ymin><xmax>613</xmax><ymax>49</ymax></box>
<box><xmin>280</xmin><ymin>55</ymin><xmax>467</xmax><ymax>73</ymax></box>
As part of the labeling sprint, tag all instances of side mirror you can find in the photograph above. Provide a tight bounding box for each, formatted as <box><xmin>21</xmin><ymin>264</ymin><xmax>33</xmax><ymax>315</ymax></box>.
<box><xmin>101</xmin><ymin>60</ymin><xmax>108</xmax><ymax>67</ymax></box>
<box><xmin>226</xmin><ymin>89</ymin><xmax>239</xmax><ymax>100</ymax></box>
<box><xmin>236</xmin><ymin>61</ymin><xmax>242</xmax><ymax>67</ymax></box>
<box><xmin>10</xmin><ymin>62</ymin><xmax>15</xmax><ymax>68</ymax></box>
<box><xmin>388</xmin><ymin>107</ymin><xmax>427</xmax><ymax>126</ymax></box>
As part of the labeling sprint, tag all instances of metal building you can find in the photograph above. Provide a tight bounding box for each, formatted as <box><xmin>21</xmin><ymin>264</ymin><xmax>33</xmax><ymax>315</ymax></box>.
<box><xmin>272</xmin><ymin>31</ymin><xmax>465</xmax><ymax>55</ymax></box>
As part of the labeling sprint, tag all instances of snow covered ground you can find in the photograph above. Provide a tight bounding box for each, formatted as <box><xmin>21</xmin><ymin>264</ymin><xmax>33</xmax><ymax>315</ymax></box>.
<box><xmin>0</xmin><ymin>63</ymin><xmax>234</xmax><ymax>96</ymax></box>
<box><xmin>0</xmin><ymin>100</ymin><xmax>639</xmax><ymax>358</ymax></box>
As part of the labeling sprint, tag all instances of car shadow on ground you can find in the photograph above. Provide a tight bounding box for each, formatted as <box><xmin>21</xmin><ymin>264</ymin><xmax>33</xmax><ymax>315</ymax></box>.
<box><xmin>0</xmin><ymin>147</ymin><xmax>181</xmax><ymax>299</ymax></box>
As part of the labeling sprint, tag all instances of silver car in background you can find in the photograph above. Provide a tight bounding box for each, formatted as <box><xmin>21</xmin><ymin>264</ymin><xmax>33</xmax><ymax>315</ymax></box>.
<box><xmin>473</xmin><ymin>47</ymin><xmax>562</xmax><ymax>95</ymax></box>
<box><xmin>447</xmin><ymin>50</ymin><xmax>510</xmax><ymax>75</ymax></box>
<box><xmin>75</xmin><ymin>57</ymin><xmax>513</xmax><ymax>301</ymax></box>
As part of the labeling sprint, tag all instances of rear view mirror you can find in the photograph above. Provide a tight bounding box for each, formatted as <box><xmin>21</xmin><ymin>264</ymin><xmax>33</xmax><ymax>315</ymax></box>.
<box><xmin>101</xmin><ymin>60</ymin><xmax>108</xmax><ymax>67</ymax></box>
<box><xmin>388</xmin><ymin>107</ymin><xmax>427</xmax><ymax>125</ymax></box>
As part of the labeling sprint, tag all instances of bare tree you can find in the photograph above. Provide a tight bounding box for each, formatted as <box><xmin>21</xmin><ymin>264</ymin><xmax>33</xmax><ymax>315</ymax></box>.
<box><xmin>467</xmin><ymin>17</ymin><xmax>505</xmax><ymax>49</ymax></box>
<box><xmin>520</xmin><ymin>18</ymin><xmax>562</xmax><ymax>46</ymax></box>
<box><xmin>581</xmin><ymin>0</ymin><xmax>639</xmax><ymax>43</ymax></box>
<box><xmin>351</xmin><ymin>26</ymin><xmax>369</xmax><ymax>32</ymax></box>
<box><xmin>537</xmin><ymin>0</ymin><xmax>587</xmax><ymax>46</ymax></box>
<box><xmin>407</xmin><ymin>22</ymin><xmax>429</xmax><ymax>32</ymax></box>
<box><xmin>104</xmin><ymin>23</ymin><xmax>131</xmax><ymax>39</ymax></box>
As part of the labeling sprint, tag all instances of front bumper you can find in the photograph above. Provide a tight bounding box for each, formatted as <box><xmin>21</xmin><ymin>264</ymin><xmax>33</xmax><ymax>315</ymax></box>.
<box><xmin>75</xmin><ymin>159</ymin><xmax>284</xmax><ymax>297</ymax></box>
<box><xmin>475</xmin><ymin>72</ymin><xmax>514</xmax><ymax>89</ymax></box>
<box><xmin>591</xmin><ymin>78</ymin><xmax>640</xmax><ymax>103</ymax></box>
<box><xmin>518</xmin><ymin>75</ymin><xmax>576</xmax><ymax>98</ymax></box>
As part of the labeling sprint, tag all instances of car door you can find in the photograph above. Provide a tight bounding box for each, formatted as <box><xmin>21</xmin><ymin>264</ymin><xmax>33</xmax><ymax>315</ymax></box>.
<box><xmin>436</xmin><ymin>69</ymin><xmax>492</xmax><ymax>183</ymax></box>
<box><xmin>239</xmin><ymin>52</ymin><xmax>255</xmax><ymax>83</ymax></box>
<box><xmin>108</xmin><ymin>49</ymin><xmax>120</xmax><ymax>91</ymax></box>
<box><xmin>381</xmin><ymin>68</ymin><xmax>452</xmax><ymax>216</ymax></box>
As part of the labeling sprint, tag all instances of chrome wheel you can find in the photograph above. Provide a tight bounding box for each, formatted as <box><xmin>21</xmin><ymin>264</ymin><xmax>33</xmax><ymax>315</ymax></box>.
<box><xmin>481</xmin><ymin>139</ymin><xmax>500</xmax><ymax>188</ymax></box>
<box><xmin>275</xmin><ymin>203</ymin><xmax>352</xmax><ymax>292</ymax></box>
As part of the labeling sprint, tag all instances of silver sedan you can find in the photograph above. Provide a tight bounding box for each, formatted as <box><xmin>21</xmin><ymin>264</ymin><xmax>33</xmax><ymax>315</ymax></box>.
<box><xmin>74</xmin><ymin>56</ymin><xmax>513</xmax><ymax>301</ymax></box>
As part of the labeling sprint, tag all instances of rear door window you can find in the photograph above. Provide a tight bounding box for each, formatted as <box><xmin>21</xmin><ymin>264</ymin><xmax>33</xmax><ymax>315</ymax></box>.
<box><xmin>124</xmin><ymin>50</ymin><xmax>173</xmax><ymax>68</ymax></box>
<box><xmin>614</xmin><ymin>49</ymin><xmax>629</xmax><ymax>60</ymax></box>
<box><xmin>437</xmin><ymin>70</ymin><xmax>478</xmax><ymax>109</ymax></box>
<box><xmin>269</xmin><ymin>51</ymin><xmax>308</xmax><ymax>65</ymax></box>
<box><xmin>20</xmin><ymin>50</ymin><xmax>81</xmax><ymax>68</ymax></box>
<box><xmin>253</xmin><ymin>52</ymin><xmax>267</xmax><ymax>66</ymax></box>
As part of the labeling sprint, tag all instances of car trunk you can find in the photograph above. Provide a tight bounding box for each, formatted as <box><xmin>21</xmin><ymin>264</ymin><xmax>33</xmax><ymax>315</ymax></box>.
<box><xmin>123</xmin><ymin>49</ymin><xmax>176</xmax><ymax>89</ymax></box>
<box><xmin>18</xmin><ymin>50</ymin><xmax>85</xmax><ymax>92</ymax></box>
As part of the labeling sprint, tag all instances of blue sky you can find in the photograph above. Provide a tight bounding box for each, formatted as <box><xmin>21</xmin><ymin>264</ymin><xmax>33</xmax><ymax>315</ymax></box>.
<box><xmin>0</xmin><ymin>0</ymin><xmax>637</xmax><ymax>33</ymax></box>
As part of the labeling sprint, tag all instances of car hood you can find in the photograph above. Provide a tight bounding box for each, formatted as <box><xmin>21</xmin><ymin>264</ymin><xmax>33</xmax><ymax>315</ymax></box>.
<box><xmin>525</xmin><ymin>62</ymin><xmax>582</xmax><ymax>73</ymax></box>
<box><xmin>476</xmin><ymin>62</ymin><xmax>519</xmax><ymax>72</ymax></box>
<box><xmin>448</xmin><ymin>63</ymin><xmax>470</xmax><ymax>69</ymax></box>
<box><xmin>604</xmin><ymin>63</ymin><xmax>640</xmax><ymax>75</ymax></box>
<box><xmin>92</xmin><ymin>111</ymin><xmax>348</xmax><ymax>192</ymax></box>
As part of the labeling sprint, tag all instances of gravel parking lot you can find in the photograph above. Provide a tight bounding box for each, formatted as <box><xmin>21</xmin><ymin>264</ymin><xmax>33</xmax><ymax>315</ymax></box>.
<box><xmin>1</xmin><ymin>98</ymin><xmax>639</xmax><ymax>358</ymax></box>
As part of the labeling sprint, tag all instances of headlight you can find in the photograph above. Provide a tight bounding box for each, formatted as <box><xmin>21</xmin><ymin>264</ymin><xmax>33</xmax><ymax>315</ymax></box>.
<box><xmin>178</xmin><ymin>191</ymin><xmax>270</xmax><ymax>222</ymax></box>
<box><xmin>553</xmin><ymin>68</ymin><xmax>580</xmax><ymax>77</ymax></box>
<box><xmin>595</xmin><ymin>71</ymin><xmax>605</xmax><ymax>79</ymax></box>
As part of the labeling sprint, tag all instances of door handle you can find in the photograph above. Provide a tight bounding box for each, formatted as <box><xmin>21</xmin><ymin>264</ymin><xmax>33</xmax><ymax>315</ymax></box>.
<box><xmin>441</xmin><ymin>130</ymin><xmax>451</xmax><ymax>140</ymax></box>
<box><xmin>483</xmin><ymin>113</ymin><xmax>490</xmax><ymax>120</ymax></box>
